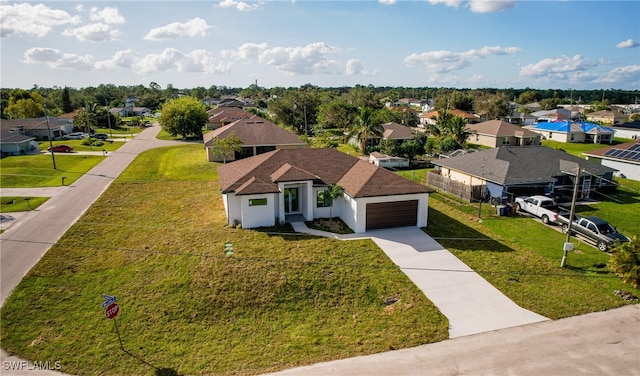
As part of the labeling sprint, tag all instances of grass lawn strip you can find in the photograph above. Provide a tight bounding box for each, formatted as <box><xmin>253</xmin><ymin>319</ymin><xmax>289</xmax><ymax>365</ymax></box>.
<box><xmin>1</xmin><ymin>145</ymin><xmax>448</xmax><ymax>376</ymax></box>
<box><xmin>426</xmin><ymin>194</ymin><xmax>639</xmax><ymax>320</ymax></box>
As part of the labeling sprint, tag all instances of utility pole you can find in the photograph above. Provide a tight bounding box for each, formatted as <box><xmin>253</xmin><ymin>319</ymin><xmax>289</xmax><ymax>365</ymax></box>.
<box><xmin>44</xmin><ymin>105</ymin><xmax>57</xmax><ymax>170</ymax></box>
<box><xmin>106</xmin><ymin>99</ymin><xmax>112</xmax><ymax>137</ymax></box>
<box><xmin>561</xmin><ymin>165</ymin><xmax>580</xmax><ymax>267</ymax></box>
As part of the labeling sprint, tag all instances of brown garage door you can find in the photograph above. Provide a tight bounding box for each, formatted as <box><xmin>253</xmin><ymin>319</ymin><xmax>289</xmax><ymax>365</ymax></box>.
<box><xmin>366</xmin><ymin>200</ymin><xmax>418</xmax><ymax>230</ymax></box>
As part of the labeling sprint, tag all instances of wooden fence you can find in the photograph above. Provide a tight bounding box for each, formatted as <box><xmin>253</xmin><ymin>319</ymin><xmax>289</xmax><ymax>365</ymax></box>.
<box><xmin>427</xmin><ymin>172</ymin><xmax>483</xmax><ymax>202</ymax></box>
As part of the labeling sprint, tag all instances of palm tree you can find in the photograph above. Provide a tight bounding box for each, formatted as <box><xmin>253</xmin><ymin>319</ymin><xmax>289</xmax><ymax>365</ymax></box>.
<box><xmin>74</xmin><ymin>103</ymin><xmax>98</xmax><ymax>134</ymax></box>
<box><xmin>326</xmin><ymin>184</ymin><xmax>344</xmax><ymax>226</ymax></box>
<box><xmin>349</xmin><ymin>107</ymin><xmax>383</xmax><ymax>154</ymax></box>
<box><xmin>449</xmin><ymin>115</ymin><xmax>469</xmax><ymax>146</ymax></box>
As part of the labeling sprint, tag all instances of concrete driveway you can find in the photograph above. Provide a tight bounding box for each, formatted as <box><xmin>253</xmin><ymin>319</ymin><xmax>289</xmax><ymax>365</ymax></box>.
<box><xmin>291</xmin><ymin>224</ymin><xmax>548</xmax><ymax>338</ymax></box>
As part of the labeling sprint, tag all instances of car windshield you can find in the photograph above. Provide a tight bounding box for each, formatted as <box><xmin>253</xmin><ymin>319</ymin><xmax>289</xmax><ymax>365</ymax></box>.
<box><xmin>596</xmin><ymin>223</ymin><xmax>616</xmax><ymax>234</ymax></box>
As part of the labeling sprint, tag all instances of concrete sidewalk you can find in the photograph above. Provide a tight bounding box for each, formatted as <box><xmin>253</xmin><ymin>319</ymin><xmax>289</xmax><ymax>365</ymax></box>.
<box><xmin>291</xmin><ymin>223</ymin><xmax>548</xmax><ymax>338</ymax></box>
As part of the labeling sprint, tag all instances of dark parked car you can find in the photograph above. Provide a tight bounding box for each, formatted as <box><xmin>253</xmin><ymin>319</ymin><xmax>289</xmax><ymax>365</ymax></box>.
<box><xmin>93</xmin><ymin>133</ymin><xmax>108</xmax><ymax>140</ymax></box>
<box><xmin>559</xmin><ymin>214</ymin><xmax>629</xmax><ymax>252</ymax></box>
<box><xmin>48</xmin><ymin>144</ymin><xmax>74</xmax><ymax>153</ymax></box>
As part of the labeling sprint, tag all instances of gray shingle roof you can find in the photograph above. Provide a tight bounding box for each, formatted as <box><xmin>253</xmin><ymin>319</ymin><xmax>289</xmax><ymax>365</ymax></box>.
<box><xmin>433</xmin><ymin>146</ymin><xmax>616</xmax><ymax>185</ymax></box>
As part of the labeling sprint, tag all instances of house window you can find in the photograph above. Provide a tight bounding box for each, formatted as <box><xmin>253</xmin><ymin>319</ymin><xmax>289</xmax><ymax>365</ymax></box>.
<box><xmin>249</xmin><ymin>198</ymin><xmax>267</xmax><ymax>206</ymax></box>
<box><xmin>502</xmin><ymin>138</ymin><xmax>510</xmax><ymax>145</ymax></box>
<box><xmin>475</xmin><ymin>134</ymin><xmax>479</xmax><ymax>141</ymax></box>
<box><xmin>317</xmin><ymin>190</ymin><xmax>330</xmax><ymax>207</ymax></box>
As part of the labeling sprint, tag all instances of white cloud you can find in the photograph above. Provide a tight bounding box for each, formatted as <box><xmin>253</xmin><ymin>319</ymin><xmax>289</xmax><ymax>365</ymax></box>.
<box><xmin>378</xmin><ymin>0</ymin><xmax>397</xmax><ymax>5</ymax></box>
<box><xmin>218</xmin><ymin>0</ymin><xmax>263</xmax><ymax>12</ymax></box>
<box><xmin>594</xmin><ymin>65</ymin><xmax>640</xmax><ymax>85</ymax></box>
<box><xmin>23</xmin><ymin>47</ymin><xmax>94</xmax><ymax>70</ymax></box>
<box><xmin>90</xmin><ymin>7</ymin><xmax>126</xmax><ymax>24</ymax></box>
<box><xmin>133</xmin><ymin>48</ymin><xmax>230</xmax><ymax>75</ymax></box>
<box><xmin>615</xmin><ymin>39</ymin><xmax>639</xmax><ymax>49</ymax></box>
<box><xmin>427</xmin><ymin>0</ymin><xmax>515</xmax><ymax>13</ymax></box>
<box><xmin>519</xmin><ymin>55</ymin><xmax>597</xmax><ymax>79</ymax></box>
<box><xmin>221</xmin><ymin>42</ymin><xmax>269</xmax><ymax>60</ymax></box>
<box><xmin>0</xmin><ymin>3</ymin><xmax>80</xmax><ymax>38</ymax></box>
<box><xmin>95</xmin><ymin>49</ymin><xmax>141</xmax><ymax>70</ymax></box>
<box><xmin>224</xmin><ymin>42</ymin><xmax>342</xmax><ymax>75</ymax></box>
<box><xmin>346</xmin><ymin>59</ymin><xmax>377</xmax><ymax>76</ymax></box>
<box><xmin>468</xmin><ymin>0</ymin><xmax>515</xmax><ymax>13</ymax></box>
<box><xmin>62</xmin><ymin>23</ymin><xmax>120</xmax><ymax>42</ymax></box>
<box><xmin>427</xmin><ymin>0</ymin><xmax>463</xmax><ymax>8</ymax></box>
<box><xmin>144</xmin><ymin>18</ymin><xmax>212</xmax><ymax>41</ymax></box>
<box><xmin>404</xmin><ymin>46</ymin><xmax>521</xmax><ymax>72</ymax></box>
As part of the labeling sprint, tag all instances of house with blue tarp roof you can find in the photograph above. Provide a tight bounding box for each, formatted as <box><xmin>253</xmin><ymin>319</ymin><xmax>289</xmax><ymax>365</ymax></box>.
<box><xmin>524</xmin><ymin>121</ymin><xmax>614</xmax><ymax>144</ymax></box>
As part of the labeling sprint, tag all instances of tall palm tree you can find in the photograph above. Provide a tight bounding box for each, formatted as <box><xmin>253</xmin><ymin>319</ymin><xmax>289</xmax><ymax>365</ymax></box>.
<box><xmin>349</xmin><ymin>107</ymin><xmax>383</xmax><ymax>154</ymax></box>
<box><xmin>74</xmin><ymin>103</ymin><xmax>98</xmax><ymax>133</ymax></box>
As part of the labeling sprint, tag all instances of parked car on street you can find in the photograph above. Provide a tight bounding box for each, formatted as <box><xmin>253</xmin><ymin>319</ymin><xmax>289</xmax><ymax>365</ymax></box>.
<box><xmin>63</xmin><ymin>132</ymin><xmax>89</xmax><ymax>140</ymax></box>
<box><xmin>93</xmin><ymin>133</ymin><xmax>108</xmax><ymax>140</ymax></box>
<box><xmin>47</xmin><ymin>144</ymin><xmax>74</xmax><ymax>153</ymax></box>
<box><xmin>558</xmin><ymin>213</ymin><xmax>629</xmax><ymax>252</ymax></box>
<box><xmin>514</xmin><ymin>195</ymin><xmax>559</xmax><ymax>224</ymax></box>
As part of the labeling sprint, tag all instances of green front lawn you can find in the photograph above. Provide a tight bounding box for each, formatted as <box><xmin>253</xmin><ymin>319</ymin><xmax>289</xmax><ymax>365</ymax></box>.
<box><xmin>0</xmin><ymin>154</ymin><xmax>104</xmax><ymax>188</ymax></box>
<box><xmin>1</xmin><ymin>197</ymin><xmax>49</xmax><ymax>213</ymax></box>
<box><xmin>1</xmin><ymin>144</ymin><xmax>448</xmax><ymax>376</ymax></box>
<box><xmin>426</xmin><ymin>192</ymin><xmax>639</xmax><ymax>320</ymax></box>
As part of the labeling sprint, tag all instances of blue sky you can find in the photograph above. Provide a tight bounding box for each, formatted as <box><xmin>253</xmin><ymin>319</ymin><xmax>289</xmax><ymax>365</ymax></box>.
<box><xmin>1</xmin><ymin>0</ymin><xmax>639</xmax><ymax>90</ymax></box>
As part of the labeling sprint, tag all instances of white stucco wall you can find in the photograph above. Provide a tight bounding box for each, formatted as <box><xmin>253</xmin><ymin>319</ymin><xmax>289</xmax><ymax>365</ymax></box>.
<box><xmin>349</xmin><ymin>193</ymin><xmax>429</xmax><ymax>233</ymax></box>
<box><xmin>239</xmin><ymin>193</ymin><xmax>277</xmax><ymax>228</ymax></box>
<box><xmin>601</xmin><ymin>159</ymin><xmax>640</xmax><ymax>181</ymax></box>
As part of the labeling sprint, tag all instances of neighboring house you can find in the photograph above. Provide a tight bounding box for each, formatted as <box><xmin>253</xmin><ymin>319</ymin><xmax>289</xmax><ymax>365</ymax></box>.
<box><xmin>531</xmin><ymin>108</ymin><xmax>571</xmax><ymax>123</ymax></box>
<box><xmin>203</xmin><ymin>115</ymin><xmax>307</xmax><ymax>162</ymax></box>
<box><xmin>348</xmin><ymin>121</ymin><xmax>417</xmax><ymax>149</ymax></box>
<box><xmin>503</xmin><ymin>110</ymin><xmax>538</xmax><ymax>126</ymax></box>
<box><xmin>109</xmin><ymin>106</ymin><xmax>151</xmax><ymax>117</ymax></box>
<box><xmin>206</xmin><ymin>107</ymin><xmax>253</xmax><ymax>130</ymax></box>
<box><xmin>586</xmin><ymin>110</ymin><xmax>628</xmax><ymax>125</ymax></box>
<box><xmin>430</xmin><ymin>146</ymin><xmax>617</xmax><ymax>202</ymax></box>
<box><xmin>381</xmin><ymin>121</ymin><xmax>418</xmax><ymax>142</ymax></box>
<box><xmin>466</xmin><ymin>120</ymin><xmax>541</xmax><ymax>148</ymax></box>
<box><xmin>0</xmin><ymin>117</ymin><xmax>73</xmax><ymax>140</ymax></box>
<box><xmin>524</xmin><ymin>121</ymin><xmax>614</xmax><ymax>144</ymax></box>
<box><xmin>611</xmin><ymin>121</ymin><xmax>640</xmax><ymax>139</ymax></box>
<box><xmin>368</xmin><ymin>152</ymin><xmax>410</xmax><ymax>169</ymax></box>
<box><xmin>420</xmin><ymin>109</ymin><xmax>480</xmax><ymax>127</ymax></box>
<box><xmin>0</xmin><ymin>131</ymin><xmax>36</xmax><ymax>156</ymax></box>
<box><xmin>218</xmin><ymin>148</ymin><xmax>432</xmax><ymax>233</ymax></box>
<box><xmin>583</xmin><ymin>141</ymin><xmax>640</xmax><ymax>181</ymax></box>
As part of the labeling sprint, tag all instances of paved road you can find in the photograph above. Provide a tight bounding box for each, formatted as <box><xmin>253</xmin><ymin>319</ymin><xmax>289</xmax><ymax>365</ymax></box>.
<box><xmin>0</xmin><ymin>126</ymin><xmax>178</xmax><ymax>305</ymax></box>
<box><xmin>266</xmin><ymin>304</ymin><xmax>640</xmax><ymax>376</ymax></box>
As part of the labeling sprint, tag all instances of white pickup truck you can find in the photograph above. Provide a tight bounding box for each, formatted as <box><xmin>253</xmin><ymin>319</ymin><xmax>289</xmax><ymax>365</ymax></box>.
<box><xmin>514</xmin><ymin>195</ymin><xmax>559</xmax><ymax>224</ymax></box>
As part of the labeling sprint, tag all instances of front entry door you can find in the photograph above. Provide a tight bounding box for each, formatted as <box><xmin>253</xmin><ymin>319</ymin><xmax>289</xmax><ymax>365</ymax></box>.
<box><xmin>284</xmin><ymin>188</ymin><xmax>299</xmax><ymax>214</ymax></box>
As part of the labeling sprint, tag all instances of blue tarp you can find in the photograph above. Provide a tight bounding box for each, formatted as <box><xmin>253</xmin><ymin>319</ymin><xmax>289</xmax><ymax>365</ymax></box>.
<box><xmin>531</xmin><ymin>121</ymin><xmax>613</xmax><ymax>133</ymax></box>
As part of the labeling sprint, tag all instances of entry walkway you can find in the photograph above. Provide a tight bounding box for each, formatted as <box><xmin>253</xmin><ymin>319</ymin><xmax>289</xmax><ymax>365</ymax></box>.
<box><xmin>290</xmin><ymin>223</ymin><xmax>548</xmax><ymax>338</ymax></box>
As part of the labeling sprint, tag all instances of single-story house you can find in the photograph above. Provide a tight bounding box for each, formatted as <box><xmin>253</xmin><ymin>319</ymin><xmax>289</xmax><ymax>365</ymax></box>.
<box><xmin>611</xmin><ymin>121</ymin><xmax>640</xmax><ymax>139</ymax></box>
<box><xmin>109</xmin><ymin>106</ymin><xmax>151</xmax><ymax>117</ymax></box>
<box><xmin>0</xmin><ymin>117</ymin><xmax>74</xmax><ymax>140</ymax></box>
<box><xmin>524</xmin><ymin>121</ymin><xmax>614</xmax><ymax>144</ymax></box>
<box><xmin>368</xmin><ymin>152</ymin><xmax>410</xmax><ymax>169</ymax></box>
<box><xmin>348</xmin><ymin>121</ymin><xmax>419</xmax><ymax>149</ymax></box>
<box><xmin>583</xmin><ymin>141</ymin><xmax>640</xmax><ymax>181</ymax></box>
<box><xmin>503</xmin><ymin>110</ymin><xmax>538</xmax><ymax>126</ymax></box>
<box><xmin>420</xmin><ymin>109</ymin><xmax>479</xmax><ymax>127</ymax></box>
<box><xmin>531</xmin><ymin>108</ymin><xmax>571</xmax><ymax>122</ymax></box>
<box><xmin>586</xmin><ymin>110</ymin><xmax>628</xmax><ymax>125</ymax></box>
<box><xmin>430</xmin><ymin>146</ymin><xmax>617</xmax><ymax>202</ymax></box>
<box><xmin>218</xmin><ymin>148</ymin><xmax>432</xmax><ymax>233</ymax></box>
<box><xmin>466</xmin><ymin>120</ymin><xmax>541</xmax><ymax>148</ymax></box>
<box><xmin>206</xmin><ymin>107</ymin><xmax>253</xmax><ymax>130</ymax></box>
<box><xmin>0</xmin><ymin>131</ymin><xmax>36</xmax><ymax>156</ymax></box>
<box><xmin>203</xmin><ymin>115</ymin><xmax>307</xmax><ymax>162</ymax></box>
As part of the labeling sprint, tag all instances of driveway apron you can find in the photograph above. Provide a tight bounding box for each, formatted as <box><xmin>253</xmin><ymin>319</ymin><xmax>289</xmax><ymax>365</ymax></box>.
<box><xmin>291</xmin><ymin>224</ymin><xmax>549</xmax><ymax>338</ymax></box>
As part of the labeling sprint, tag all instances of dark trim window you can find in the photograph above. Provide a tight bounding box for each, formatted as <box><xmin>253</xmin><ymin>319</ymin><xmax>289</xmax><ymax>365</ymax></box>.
<box><xmin>316</xmin><ymin>190</ymin><xmax>330</xmax><ymax>207</ymax></box>
<box><xmin>249</xmin><ymin>198</ymin><xmax>267</xmax><ymax>206</ymax></box>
